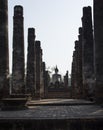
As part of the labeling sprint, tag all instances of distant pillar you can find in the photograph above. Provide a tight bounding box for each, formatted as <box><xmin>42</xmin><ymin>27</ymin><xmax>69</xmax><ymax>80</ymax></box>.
<box><xmin>82</xmin><ymin>6</ymin><xmax>94</xmax><ymax>99</ymax></box>
<box><xmin>12</xmin><ymin>6</ymin><xmax>25</xmax><ymax>94</ymax></box>
<box><xmin>40</xmin><ymin>58</ymin><xmax>44</xmax><ymax>98</ymax></box>
<box><xmin>26</xmin><ymin>28</ymin><xmax>36</xmax><ymax>96</ymax></box>
<box><xmin>0</xmin><ymin>0</ymin><xmax>9</xmax><ymax>98</ymax></box>
<box><xmin>94</xmin><ymin>0</ymin><xmax>103</xmax><ymax>103</ymax></box>
<box><xmin>35</xmin><ymin>41</ymin><xmax>41</xmax><ymax>98</ymax></box>
<box><xmin>71</xmin><ymin>38</ymin><xmax>83</xmax><ymax>99</ymax></box>
<box><xmin>45</xmin><ymin>71</ymin><xmax>50</xmax><ymax>98</ymax></box>
<box><xmin>42</xmin><ymin>62</ymin><xmax>46</xmax><ymax>97</ymax></box>
<box><xmin>71</xmin><ymin>51</ymin><xmax>77</xmax><ymax>98</ymax></box>
<box><xmin>78</xmin><ymin>27</ymin><xmax>83</xmax><ymax>98</ymax></box>
<box><xmin>74</xmin><ymin>40</ymin><xmax>80</xmax><ymax>98</ymax></box>
<box><xmin>64</xmin><ymin>71</ymin><xmax>69</xmax><ymax>89</ymax></box>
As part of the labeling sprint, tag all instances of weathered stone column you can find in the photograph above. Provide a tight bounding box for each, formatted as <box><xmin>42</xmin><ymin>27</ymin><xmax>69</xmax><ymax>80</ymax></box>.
<box><xmin>35</xmin><ymin>41</ymin><xmax>41</xmax><ymax>98</ymax></box>
<box><xmin>78</xmin><ymin>27</ymin><xmax>83</xmax><ymax>98</ymax></box>
<box><xmin>12</xmin><ymin>6</ymin><xmax>25</xmax><ymax>94</ymax></box>
<box><xmin>94</xmin><ymin>0</ymin><xmax>103</xmax><ymax>103</ymax></box>
<box><xmin>71</xmin><ymin>51</ymin><xmax>77</xmax><ymax>98</ymax></box>
<box><xmin>82</xmin><ymin>6</ymin><xmax>94</xmax><ymax>99</ymax></box>
<box><xmin>41</xmin><ymin>61</ymin><xmax>48</xmax><ymax>98</ymax></box>
<box><xmin>40</xmin><ymin>56</ymin><xmax>44</xmax><ymax>98</ymax></box>
<box><xmin>71</xmin><ymin>38</ymin><xmax>83</xmax><ymax>99</ymax></box>
<box><xmin>74</xmin><ymin>40</ymin><xmax>81</xmax><ymax>98</ymax></box>
<box><xmin>42</xmin><ymin>62</ymin><xmax>46</xmax><ymax>97</ymax></box>
<box><xmin>71</xmin><ymin>60</ymin><xmax>74</xmax><ymax>98</ymax></box>
<box><xmin>45</xmin><ymin>70</ymin><xmax>50</xmax><ymax>98</ymax></box>
<box><xmin>26</xmin><ymin>28</ymin><xmax>36</xmax><ymax>97</ymax></box>
<box><xmin>0</xmin><ymin>0</ymin><xmax>9</xmax><ymax>98</ymax></box>
<box><xmin>64</xmin><ymin>71</ymin><xmax>69</xmax><ymax>89</ymax></box>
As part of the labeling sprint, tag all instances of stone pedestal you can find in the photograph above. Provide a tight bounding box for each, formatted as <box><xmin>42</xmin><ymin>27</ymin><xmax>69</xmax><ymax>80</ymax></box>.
<box><xmin>1</xmin><ymin>98</ymin><xmax>27</xmax><ymax>111</ymax></box>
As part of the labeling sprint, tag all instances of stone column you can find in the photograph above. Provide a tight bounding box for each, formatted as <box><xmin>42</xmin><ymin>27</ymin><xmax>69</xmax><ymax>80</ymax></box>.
<box><xmin>94</xmin><ymin>0</ymin><xmax>103</xmax><ymax>103</ymax></box>
<box><xmin>40</xmin><ymin>56</ymin><xmax>44</xmax><ymax>98</ymax></box>
<box><xmin>82</xmin><ymin>6</ymin><xmax>94</xmax><ymax>99</ymax></box>
<box><xmin>12</xmin><ymin>6</ymin><xmax>25</xmax><ymax>94</ymax></box>
<box><xmin>74</xmin><ymin>40</ymin><xmax>81</xmax><ymax>98</ymax></box>
<box><xmin>45</xmin><ymin>70</ymin><xmax>50</xmax><ymax>98</ymax></box>
<box><xmin>0</xmin><ymin>0</ymin><xmax>9</xmax><ymax>98</ymax></box>
<box><xmin>42</xmin><ymin>62</ymin><xmax>46</xmax><ymax>97</ymax></box>
<box><xmin>78</xmin><ymin>27</ymin><xmax>83</xmax><ymax>98</ymax></box>
<box><xmin>71</xmin><ymin>39</ymin><xmax>83</xmax><ymax>99</ymax></box>
<box><xmin>71</xmin><ymin>51</ymin><xmax>77</xmax><ymax>98</ymax></box>
<box><xmin>42</xmin><ymin>62</ymin><xmax>48</xmax><ymax>98</ymax></box>
<box><xmin>64</xmin><ymin>71</ymin><xmax>69</xmax><ymax>89</ymax></box>
<box><xmin>26</xmin><ymin>28</ymin><xmax>36</xmax><ymax>97</ymax></box>
<box><xmin>71</xmin><ymin>61</ymin><xmax>74</xmax><ymax>98</ymax></box>
<box><xmin>35</xmin><ymin>41</ymin><xmax>41</xmax><ymax>98</ymax></box>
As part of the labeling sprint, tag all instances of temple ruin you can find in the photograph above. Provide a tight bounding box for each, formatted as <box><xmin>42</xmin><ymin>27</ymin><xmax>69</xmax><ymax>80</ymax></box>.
<box><xmin>0</xmin><ymin>0</ymin><xmax>102</xmax><ymax>129</ymax></box>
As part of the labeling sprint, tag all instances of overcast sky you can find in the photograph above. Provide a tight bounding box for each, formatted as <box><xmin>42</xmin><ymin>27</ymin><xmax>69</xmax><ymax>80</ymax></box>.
<box><xmin>8</xmin><ymin>0</ymin><xmax>93</xmax><ymax>75</ymax></box>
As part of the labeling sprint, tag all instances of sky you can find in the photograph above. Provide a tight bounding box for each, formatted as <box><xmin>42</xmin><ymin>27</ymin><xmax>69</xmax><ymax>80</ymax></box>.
<box><xmin>8</xmin><ymin>0</ymin><xmax>93</xmax><ymax>76</ymax></box>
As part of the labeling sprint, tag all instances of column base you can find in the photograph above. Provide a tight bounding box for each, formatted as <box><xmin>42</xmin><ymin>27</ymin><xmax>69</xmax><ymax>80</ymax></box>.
<box><xmin>1</xmin><ymin>97</ymin><xmax>28</xmax><ymax>111</ymax></box>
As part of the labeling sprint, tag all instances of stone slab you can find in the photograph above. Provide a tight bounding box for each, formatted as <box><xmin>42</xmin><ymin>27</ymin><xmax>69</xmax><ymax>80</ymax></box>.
<box><xmin>27</xmin><ymin>99</ymin><xmax>94</xmax><ymax>106</ymax></box>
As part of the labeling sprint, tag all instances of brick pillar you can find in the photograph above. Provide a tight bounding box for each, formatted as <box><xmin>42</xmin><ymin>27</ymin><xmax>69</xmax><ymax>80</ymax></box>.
<box><xmin>45</xmin><ymin>70</ymin><xmax>50</xmax><ymax>98</ymax></box>
<box><xmin>26</xmin><ymin>28</ymin><xmax>36</xmax><ymax>97</ymax></box>
<box><xmin>71</xmin><ymin>38</ymin><xmax>83</xmax><ymax>99</ymax></box>
<box><xmin>71</xmin><ymin>60</ymin><xmax>74</xmax><ymax>98</ymax></box>
<box><xmin>82</xmin><ymin>6</ymin><xmax>94</xmax><ymax>99</ymax></box>
<box><xmin>74</xmin><ymin>40</ymin><xmax>81</xmax><ymax>98</ymax></box>
<box><xmin>42</xmin><ymin>62</ymin><xmax>46</xmax><ymax>98</ymax></box>
<box><xmin>94</xmin><ymin>0</ymin><xmax>103</xmax><ymax>103</ymax></box>
<box><xmin>71</xmin><ymin>51</ymin><xmax>77</xmax><ymax>98</ymax></box>
<box><xmin>0</xmin><ymin>0</ymin><xmax>9</xmax><ymax>98</ymax></box>
<box><xmin>35</xmin><ymin>41</ymin><xmax>41</xmax><ymax>98</ymax></box>
<box><xmin>78</xmin><ymin>27</ymin><xmax>83</xmax><ymax>98</ymax></box>
<box><xmin>12</xmin><ymin>6</ymin><xmax>25</xmax><ymax>94</ymax></box>
<box><xmin>64</xmin><ymin>71</ymin><xmax>69</xmax><ymax>89</ymax></box>
<box><xmin>40</xmin><ymin>49</ymin><xmax>43</xmax><ymax>98</ymax></box>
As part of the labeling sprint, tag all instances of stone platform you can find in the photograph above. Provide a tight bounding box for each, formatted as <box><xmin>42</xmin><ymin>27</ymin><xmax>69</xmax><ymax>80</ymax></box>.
<box><xmin>27</xmin><ymin>98</ymin><xmax>95</xmax><ymax>106</ymax></box>
<box><xmin>0</xmin><ymin>99</ymin><xmax>103</xmax><ymax>129</ymax></box>
<box><xmin>0</xmin><ymin>99</ymin><xmax>102</xmax><ymax>120</ymax></box>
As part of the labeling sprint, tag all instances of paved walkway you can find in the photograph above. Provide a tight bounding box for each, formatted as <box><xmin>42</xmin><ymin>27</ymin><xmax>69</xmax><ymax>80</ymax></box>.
<box><xmin>0</xmin><ymin>99</ymin><xmax>102</xmax><ymax>120</ymax></box>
